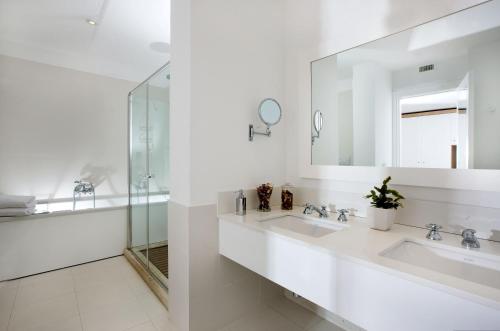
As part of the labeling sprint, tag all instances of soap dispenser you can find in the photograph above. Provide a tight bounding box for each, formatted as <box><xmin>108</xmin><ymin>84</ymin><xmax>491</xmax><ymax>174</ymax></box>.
<box><xmin>235</xmin><ymin>190</ymin><xmax>247</xmax><ymax>216</ymax></box>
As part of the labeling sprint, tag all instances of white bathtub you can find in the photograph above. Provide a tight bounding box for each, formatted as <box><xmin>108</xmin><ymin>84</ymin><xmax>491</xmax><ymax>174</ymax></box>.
<box><xmin>32</xmin><ymin>193</ymin><xmax>169</xmax><ymax>214</ymax></box>
<box><xmin>0</xmin><ymin>194</ymin><xmax>169</xmax><ymax>281</ymax></box>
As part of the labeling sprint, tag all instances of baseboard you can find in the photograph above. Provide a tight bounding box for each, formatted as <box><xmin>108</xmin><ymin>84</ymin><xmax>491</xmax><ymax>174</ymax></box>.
<box><xmin>284</xmin><ymin>290</ymin><xmax>365</xmax><ymax>331</ymax></box>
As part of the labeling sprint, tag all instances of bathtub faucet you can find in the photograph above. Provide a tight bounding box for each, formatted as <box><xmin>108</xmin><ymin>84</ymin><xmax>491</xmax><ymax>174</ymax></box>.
<box><xmin>73</xmin><ymin>180</ymin><xmax>95</xmax><ymax>210</ymax></box>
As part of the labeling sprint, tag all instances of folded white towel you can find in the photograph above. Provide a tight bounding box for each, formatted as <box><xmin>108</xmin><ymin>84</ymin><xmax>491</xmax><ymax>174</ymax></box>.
<box><xmin>0</xmin><ymin>207</ymin><xmax>35</xmax><ymax>217</ymax></box>
<box><xmin>0</xmin><ymin>195</ymin><xmax>36</xmax><ymax>209</ymax></box>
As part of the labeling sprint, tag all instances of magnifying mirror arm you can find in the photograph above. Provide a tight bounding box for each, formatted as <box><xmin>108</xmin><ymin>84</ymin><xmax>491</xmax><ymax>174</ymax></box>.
<box><xmin>249</xmin><ymin>124</ymin><xmax>271</xmax><ymax>141</ymax></box>
<box><xmin>311</xmin><ymin>131</ymin><xmax>320</xmax><ymax>145</ymax></box>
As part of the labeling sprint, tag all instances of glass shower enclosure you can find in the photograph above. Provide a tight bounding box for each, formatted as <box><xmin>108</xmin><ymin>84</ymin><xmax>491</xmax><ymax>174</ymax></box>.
<box><xmin>128</xmin><ymin>63</ymin><xmax>170</xmax><ymax>288</ymax></box>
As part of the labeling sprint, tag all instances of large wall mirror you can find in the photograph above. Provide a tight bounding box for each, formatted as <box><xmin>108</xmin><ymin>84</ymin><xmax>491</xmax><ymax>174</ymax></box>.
<box><xmin>311</xmin><ymin>1</ymin><xmax>500</xmax><ymax>172</ymax></box>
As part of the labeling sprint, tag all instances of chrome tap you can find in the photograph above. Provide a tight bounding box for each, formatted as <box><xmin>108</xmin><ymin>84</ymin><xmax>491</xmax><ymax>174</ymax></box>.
<box><xmin>303</xmin><ymin>203</ymin><xmax>329</xmax><ymax>218</ymax></box>
<box><xmin>73</xmin><ymin>180</ymin><xmax>95</xmax><ymax>210</ymax></box>
<box><xmin>461</xmin><ymin>228</ymin><xmax>480</xmax><ymax>249</ymax></box>
<box><xmin>74</xmin><ymin>180</ymin><xmax>94</xmax><ymax>194</ymax></box>
<box><xmin>337</xmin><ymin>209</ymin><xmax>349</xmax><ymax>223</ymax></box>
<box><xmin>425</xmin><ymin>223</ymin><xmax>442</xmax><ymax>241</ymax></box>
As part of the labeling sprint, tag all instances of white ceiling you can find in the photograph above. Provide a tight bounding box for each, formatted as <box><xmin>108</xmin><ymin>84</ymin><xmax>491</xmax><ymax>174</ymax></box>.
<box><xmin>0</xmin><ymin>0</ymin><xmax>170</xmax><ymax>82</ymax></box>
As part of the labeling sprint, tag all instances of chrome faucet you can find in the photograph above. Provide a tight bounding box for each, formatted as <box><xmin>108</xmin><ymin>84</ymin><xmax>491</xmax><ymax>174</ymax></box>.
<box><xmin>303</xmin><ymin>203</ymin><xmax>329</xmax><ymax>218</ymax></box>
<box><xmin>73</xmin><ymin>180</ymin><xmax>95</xmax><ymax>210</ymax></box>
<box><xmin>461</xmin><ymin>228</ymin><xmax>480</xmax><ymax>249</ymax></box>
<box><xmin>425</xmin><ymin>223</ymin><xmax>442</xmax><ymax>241</ymax></box>
<box><xmin>337</xmin><ymin>209</ymin><xmax>349</xmax><ymax>223</ymax></box>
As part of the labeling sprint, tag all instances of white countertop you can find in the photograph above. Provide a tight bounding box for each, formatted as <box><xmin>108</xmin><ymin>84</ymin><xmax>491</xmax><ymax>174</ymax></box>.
<box><xmin>219</xmin><ymin>206</ymin><xmax>500</xmax><ymax>310</ymax></box>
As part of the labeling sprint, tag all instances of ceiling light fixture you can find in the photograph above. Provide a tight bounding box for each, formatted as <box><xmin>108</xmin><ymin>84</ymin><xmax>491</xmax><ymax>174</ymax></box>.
<box><xmin>86</xmin><ymin>18</ymin><xmax>97</xmax><ymax>26</ymax></box>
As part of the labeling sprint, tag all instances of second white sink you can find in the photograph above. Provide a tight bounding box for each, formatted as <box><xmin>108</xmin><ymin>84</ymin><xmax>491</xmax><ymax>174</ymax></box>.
<box><xmin>259</xmin><ymin>215</ymin><xmax>341</xmax><ymax>238</ymax></box>
<box><xmin>381</xmin><ymin>240</ymin><xmax>500</xmax><ymax>290</ymax></box>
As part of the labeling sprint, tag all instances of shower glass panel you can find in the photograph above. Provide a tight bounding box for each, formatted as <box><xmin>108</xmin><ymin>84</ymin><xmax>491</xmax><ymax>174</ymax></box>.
<box><xmin>128</xmin><ymin>63</ymin><xmax>170</xmax><ymax>288</ymax></box>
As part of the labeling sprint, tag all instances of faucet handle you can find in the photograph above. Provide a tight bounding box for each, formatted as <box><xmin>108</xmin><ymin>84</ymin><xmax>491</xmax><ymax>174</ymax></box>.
<box><xmin>425</xmin><ymin>223</ymin><xmax>442</xmax><ymax>241</ymax></box>
<box><xmin>462</xmin><ymin>228</ymin><xmax>476</xmax><ymax>237</ymax></box>
<box><xmin>337</xmin><ymin>209</ymin><xmax>348</xmax><ymax>222</ymax></box>
<box><xmin>425</xmin><ymin>223</ymin><xmax>442</xmax><ymax>231</ymax></box>
<box><xmin>320</xmin><ymin>205</ymin><xmax>329</xmax><ymax>218</ymax></box>
<box><xmin>303</xmin><ymin>203</ymin><xmax>313</xmax><ymax>214</ymax></box>
<box><xmin>461</xmin><ymin>228</ymin><xmax>480</xmax><ymax>249</ymax></box>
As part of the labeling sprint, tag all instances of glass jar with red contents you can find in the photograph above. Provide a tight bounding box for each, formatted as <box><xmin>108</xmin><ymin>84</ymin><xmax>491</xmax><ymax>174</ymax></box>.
<box><xmin>281</xmin><ymin>184</ymin><xmax>294</xmax><ymax>210</ymax></box>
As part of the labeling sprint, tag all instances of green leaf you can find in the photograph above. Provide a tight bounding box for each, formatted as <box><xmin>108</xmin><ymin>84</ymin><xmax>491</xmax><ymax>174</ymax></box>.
<box><xmin>383</xmin><ymin>176</ymin><xmax>391</xmax><ymax>185</ymax></box>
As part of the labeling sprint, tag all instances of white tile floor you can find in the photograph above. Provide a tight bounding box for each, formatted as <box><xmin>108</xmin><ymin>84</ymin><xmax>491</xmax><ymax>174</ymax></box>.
<box><xmin>218</xmin><ymin>296</ymin><xmax>344</xmax><ymax>331</ymax></box>
<box><xmin>0</xmin><ymin>256</ymin><xmax>344</xmax><ymax>331</ymax></box>
<box><xmin>0</xmin><ymin>256</ymin><xmax>175</xmax><ymax>331</ymax></box>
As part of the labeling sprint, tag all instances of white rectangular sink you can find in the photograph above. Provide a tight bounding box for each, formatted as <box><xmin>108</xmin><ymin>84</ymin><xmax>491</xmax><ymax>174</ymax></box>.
<box><xmin>381</xmin><ymin>240</ymin><xmax>500</xmax><ymax>290</ymax></box>
<box><xmin>259</xmin><ymin>215</ymin><xmax>340</xmax><ymax>238</ymax></box>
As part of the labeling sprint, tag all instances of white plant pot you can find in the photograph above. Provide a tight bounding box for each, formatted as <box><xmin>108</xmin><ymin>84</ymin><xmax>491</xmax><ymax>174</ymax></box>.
<box><xmin>366</xmin><ymin>207</ymin><xmax>397</xmax><ymax>231</ymax></box>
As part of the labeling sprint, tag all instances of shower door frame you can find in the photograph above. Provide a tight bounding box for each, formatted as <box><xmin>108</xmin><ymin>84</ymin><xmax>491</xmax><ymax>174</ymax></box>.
<box><xmin>127</xmin><ymin>62</ymin><xmax>170</xmax><ymax>287</ymax></box>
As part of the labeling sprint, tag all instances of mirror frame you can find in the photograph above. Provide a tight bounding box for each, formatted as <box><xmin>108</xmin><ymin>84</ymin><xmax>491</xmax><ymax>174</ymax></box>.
<box><xmin>258</xmin><ymin>98</ymin><xmax>282</xmax><ymax>127</ymax></box>
<box><xmin>299</xmin><ymin>2</ymin><xmax>500</xmax><ymax>192</ymax></box>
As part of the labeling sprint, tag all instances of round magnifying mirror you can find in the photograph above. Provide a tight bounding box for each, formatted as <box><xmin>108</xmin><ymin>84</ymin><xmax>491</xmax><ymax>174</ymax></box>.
<box><xmin>258</xmin><ymin>98</ymin><xmax>282</xmax><ymax>127</ymax></box>
<box><xmin>313</xmin><ymin>110</ymin><xmax>323</xmax><ymax>133</ymax></box>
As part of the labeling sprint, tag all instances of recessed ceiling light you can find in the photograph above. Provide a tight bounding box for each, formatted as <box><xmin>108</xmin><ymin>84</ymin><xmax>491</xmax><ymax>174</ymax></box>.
<box><xmin>86</xmin><ymin>18</ymin><xmax>97</xmax><ymax>26</ymax></box>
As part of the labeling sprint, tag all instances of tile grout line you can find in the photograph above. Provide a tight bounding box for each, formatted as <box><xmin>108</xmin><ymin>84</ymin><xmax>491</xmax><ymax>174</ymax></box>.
<box><xmin>132</xmin><ymin>286</ymin><xmax>166</xmax><ymax>331</ymax></box>
<box><xmin>5</xmin><ymin>280</ymin><xmax>20</xmax><ymax>331</ymax></box>
<box><xmin>70</xmin><ymin>269</ymin><xmax>85</xmax><ymax>331</ymax></box>
<box><xmin>5</xmin><ymin>254</ymin><xmax>124</xmax><ymax>283</ymax></box>
<box><xmin>119</xmin><ymin>259</ymin><xmax>160</xmax><ymax>331</ymax></box>
<box><xmin>122</xmin><ymin>256</ymin><xmax>169</xmax><ymax>330</ymax></box>
<box><xmin>124</xmin><ymin>264</ymin><xmax>155</xmax><ymax>327</ymax></box>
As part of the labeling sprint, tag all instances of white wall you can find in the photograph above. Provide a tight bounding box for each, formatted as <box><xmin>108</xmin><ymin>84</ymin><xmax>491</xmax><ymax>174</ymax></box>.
<box><xmin>351</xmin><ymin>62</ymin><xmax>392</xmax><ymax>166</ymax></box>
<box><xmin>338</xmin><ymin>90</ymin><xmax>353</xmax><ymax>165</ymax></box>
<box><xmin>171</xmin><ymin>0</ymin><xmax>287</xmax><ymax>207</ymax></box>
<box><xmin>352</xmin><ymin>63</ymin><xmax>375</xmax><ymax>166</ymax></box>
<box><xmin>188</xmin><ymin>0</ymin><xmax>286</xmax><ymax>206</ymax></box>
<box><xmin>374</xmin><ymin>65</ymin><xmax>393</xmax><ymax>167</ymax></box>
<box><xmin>344</xmin><ymin>62</ymin><xmax>393</xmax><ymax>167</ymax></box>
<box><xmin>0</xmin><ymin>55</ymin><xmax>136</xmax><ymax>200</ymax></box>
<box><xmin>470</xmin><ymin>39</ymin><xmax>500</xmax><ymax>169</ymax></box>
<box><xmin>169</xmin><ymin>0</ymin><xmax>287</xmax><ymax>330</ymax></box>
